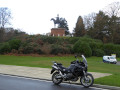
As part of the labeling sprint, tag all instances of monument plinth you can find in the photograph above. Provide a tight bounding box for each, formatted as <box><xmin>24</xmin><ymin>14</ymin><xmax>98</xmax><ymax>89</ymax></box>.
<box><xmin>51</xmin><ymin>28</ymin><xmax>65</xmax><ymax>37</ymax></box>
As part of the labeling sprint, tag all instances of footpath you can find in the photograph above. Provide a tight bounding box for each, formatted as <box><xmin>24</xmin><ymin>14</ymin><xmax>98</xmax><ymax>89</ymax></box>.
<box><xmin>0</xmin><ymin>64</ymin><xmax>120</xmax><ymax>90</ymax></box>
<box><xmin>0</xmin><ymin>64</ymin><xmax>111</xmax><ymax>80</ymax></box>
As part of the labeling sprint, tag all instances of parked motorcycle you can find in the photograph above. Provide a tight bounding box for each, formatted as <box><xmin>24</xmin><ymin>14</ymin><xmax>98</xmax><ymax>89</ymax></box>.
<box><xmin>50</xmin><ymin>55</ymin><xmax>94</xmax><ymax>88</ymax></box>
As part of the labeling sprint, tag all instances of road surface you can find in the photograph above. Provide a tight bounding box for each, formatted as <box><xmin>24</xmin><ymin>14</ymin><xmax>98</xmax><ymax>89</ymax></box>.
<box><xmin>0</xmin><ymin>74</ymin><xmax>107</xmax><ymax>90</ymax></box>
<box><xmin>116</xmin><ymin>61</ymin><xmax>120</xmax><ymax>65</ymax></box>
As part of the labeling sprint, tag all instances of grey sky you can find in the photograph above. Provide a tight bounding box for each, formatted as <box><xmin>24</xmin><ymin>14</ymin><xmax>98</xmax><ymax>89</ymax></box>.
<box><xmin>0</xmin><ymin>0</ymin><xmax>119</xmax><ymax>34</ymax></box>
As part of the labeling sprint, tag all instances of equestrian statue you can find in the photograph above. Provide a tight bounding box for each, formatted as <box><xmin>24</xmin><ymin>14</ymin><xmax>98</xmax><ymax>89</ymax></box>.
<box><xmin>51</xmin><ymin>14</ymin><xmax>61</xmax><ymax>28</ymax></box>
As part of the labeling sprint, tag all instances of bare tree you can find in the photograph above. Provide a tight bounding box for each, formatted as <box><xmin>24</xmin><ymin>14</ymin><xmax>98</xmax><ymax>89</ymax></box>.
<box><xmin>0</xmin><ymin>7</ymin><xmax>11</xmax><ymax>28</ymax></box>
<box><xmin>104</xmin><ymin>2</ymin><xmax>120</xmax><ymax>17</ymax></box>
<box><xmin>83</xmin><ymin>13</ymin><xmax>96</xmax><ymax>30</ymax></box>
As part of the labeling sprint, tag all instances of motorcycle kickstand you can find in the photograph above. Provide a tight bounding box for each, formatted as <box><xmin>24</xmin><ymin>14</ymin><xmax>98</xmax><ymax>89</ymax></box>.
<box><xmin>69</xmin><ymin>80</ymin><xmax>71</xmax><ymax>85</ymax></box>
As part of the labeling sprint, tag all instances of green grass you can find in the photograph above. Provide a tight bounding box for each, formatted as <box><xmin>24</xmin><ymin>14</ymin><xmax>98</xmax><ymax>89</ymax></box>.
<box><xmin>0</xmin><ymin>55</ymin><xmax>120</xmax><ymax>87</ymax></box>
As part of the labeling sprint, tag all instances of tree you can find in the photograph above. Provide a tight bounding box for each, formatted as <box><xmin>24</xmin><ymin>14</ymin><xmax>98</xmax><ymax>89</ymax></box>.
<box><xmin>0</xmin><ymin>28</ymin><xmax>5</xmax><ymax>42</ymax></box>
<box><xmin>58</xmin><ymin>18</ymin><xmax>69</xmax><ymax>35</ymax></box>
<box><xmin>84</xmin><ymin>13</ymin><xmax>96</xmax><ymax>30</ymax></box>
<box><xmin>74</xmin><ymin>16</ymin><xmax>86</xmax><ymax>37</ymax></box>
<box><xmin>108</xmin><ymin>15</ymin><xmax>120</xmax><ymax>43</ymax></box>
<box><xmin>104</xmin><ymin>2</ymin><xmax>120</xmax><ymax>43</ymax></box>
<box><xmin>87</xmin><ymin>11</ymin><xmax>110</xmax><ymax>43</ymax></box>
<box><xmin>104</xmin><ymin>2</ymin><xmax>120</xmax><ymax>17</ymax></box>
<box><xmin>0</xmin><ymin>7</ymin><xmax>11</xmax><ymax>28</ymax></box>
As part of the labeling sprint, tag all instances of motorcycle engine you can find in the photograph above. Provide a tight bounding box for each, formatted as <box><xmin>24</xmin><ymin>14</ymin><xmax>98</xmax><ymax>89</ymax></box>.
<box><xmin>65</xmin><ymin>73</ymin><xmax>78</xmax><ymax>81</ymax></box>
<box><xmin>66</xmin><ymin>73</ymin><xmax>73</xmax><ymax>78</ymax></box>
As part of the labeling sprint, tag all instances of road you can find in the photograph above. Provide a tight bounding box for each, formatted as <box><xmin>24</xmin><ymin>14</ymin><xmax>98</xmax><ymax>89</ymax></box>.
<box><xmin>116</xmin><ymin>61</ymin><xmax>120</xmax><ymax>65</ymax></box>
<box><xmin>0</xmin><ymin>74</ymin><xmax>107</xmax><ymax>90</ymax></box>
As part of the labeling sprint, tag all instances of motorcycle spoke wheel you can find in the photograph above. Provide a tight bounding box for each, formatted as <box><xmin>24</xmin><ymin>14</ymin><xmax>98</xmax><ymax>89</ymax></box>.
<box><xmin>80</xmin><ymin>73</ymin><xmax>94</xmax><ymax>88</ymax></box>
<box><xmin>52</xmin><ymin>72</ymin><xmax>62</xmax><ymax>85</ymax></box>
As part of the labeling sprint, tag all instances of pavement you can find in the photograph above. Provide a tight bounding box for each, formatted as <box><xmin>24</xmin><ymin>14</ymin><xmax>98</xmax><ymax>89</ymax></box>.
<box><xmin>0</xmin><ymin>64</ymin><xmax>120</xmax><ymax>90</ymax></box>
<box><xmin>0</xmin><ymin>64</ymin><xmax>111</xmax><ymax>80</ymax></box>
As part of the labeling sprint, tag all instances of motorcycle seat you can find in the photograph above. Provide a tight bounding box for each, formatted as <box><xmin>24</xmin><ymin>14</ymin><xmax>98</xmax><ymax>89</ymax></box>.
<box><xmin>59</xmin><ymin>66</ymin><xmax>71</xmax><ymax>72</ymax></box>
<box><xmin>57</xmin><ymin>63</ymin><xmax>62</xmax><ymax>65</ymax></box>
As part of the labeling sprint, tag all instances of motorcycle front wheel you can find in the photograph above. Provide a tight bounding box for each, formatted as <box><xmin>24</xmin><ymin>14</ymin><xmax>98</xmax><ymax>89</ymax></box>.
<box><xmin>52</xmin><ymin>72</ymin><xmax>63</xmax><ymax>85</ymax></box>
<box><xmin>80</xmin><ymin>73</ymin><xmax>94</xmax><ymax>88</ymax></box>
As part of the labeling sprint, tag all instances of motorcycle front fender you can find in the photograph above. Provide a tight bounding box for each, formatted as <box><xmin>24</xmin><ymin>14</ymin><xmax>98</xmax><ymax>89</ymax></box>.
<box><xmin>51</xmin><ymin>68</ymin><xmax>56</xmax><ymax>74</ymax></box>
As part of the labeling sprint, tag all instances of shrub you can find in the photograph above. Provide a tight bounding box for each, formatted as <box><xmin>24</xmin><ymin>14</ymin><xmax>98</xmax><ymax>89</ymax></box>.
<box><xmin>89</xmin><ymin>42</ymin><xmax>103</xmax><ymax>56</ymax></box>
<box><xmin>73</xmin><ymin>40</ymin><xmax>92</xmax><ymax>57</ymax></box>
<box><xmin>68</xmin><ymin>37</ymin><xmax>80</xmax><ymax>44</ymax></box>
<box><xmin>11</xmin><ymin>49</ymin><xmax>18</xmax><ymax>54</ymax></box>
<box><xmin>111</xmin><ymin>44</ymin><xmax>120</xmax><ymax>57</ymax></box>
<box><xmin>0</xmin><ymin>43</ymin><xmax>10</xmax><ymax>54</ymax></box>
<box><xmin>23</xmin><ymin>45</ymin><xmax>34</xmax><ymax>54</ymax></box>
<box><xmin>103</xmin><ymin>43</ymin><xmax>120</xmax><ymax>56</ymax></box>
<box><xmin>93</xmin><ymin>49</ymin><xmax>105</xmax><ymax>57</ymax></box>
<box><xmin>41</xmin><ymin>43</ymin><xmax>51</xmax><ymax>54</ymax></box>
<box><xmin>103</xmin><ymin>43</ymin><xmax>114</xmax><ymax>55</ymax></box>
<box><xmin>9</xmin><ymin>39</ymin><xmax>21</xmax><ymax>50</ymax></box>
<box><xmin>36</xmin><ymin>48</ymin><xmax>43</xmax><ymax>54</ymax></box>
<box><xmin>39</xmin><ymin>36</ymin><xmax>63</xmax><ymax>44</ymax></box>
<box><xmin>50</xmin><ymin>44</ymin><xmax>71</xmax><ymax>55</ymax></box>
<box><xmin>65</xmin><ymin>44</ymin><xmax>74</xmax><ymax>54</ymax></box>
<box><xmin>115</xmin><ymin>51</ymin><xmax>120</xmax><ymax>57</ymax></box>
<box><xmin>73</xmin><ymin>40</ymin><xmax>82</xmax><ymax>53</ymax></box>
<box><xmin>79</xmin><ymin>37</ymin><xmax>102</xmax><ymax>44</ymax></box>
<box><xmin>89</xmin><ymin>42</ymin><xmax>103</xmax><ymax>50</ymax></box>
<box><xmin>50</xmin><ymin>44</ymin><xmax>63</xmax><ymax>55</ymax></box>
<box><xmin>19</xmin><ymin>42</ymin><xmax>34</xmax><ymax>54</ymax></box>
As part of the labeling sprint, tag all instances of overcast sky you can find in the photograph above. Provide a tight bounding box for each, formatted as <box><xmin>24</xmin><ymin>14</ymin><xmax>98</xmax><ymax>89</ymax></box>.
<box><xmin>0</xmin><ymin>0</ymin><xmax>119</xmax><ymax>34</ymax></box>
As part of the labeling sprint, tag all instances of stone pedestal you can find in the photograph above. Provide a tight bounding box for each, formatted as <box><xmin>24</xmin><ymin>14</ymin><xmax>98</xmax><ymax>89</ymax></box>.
<box><xmin>51</xmin><ymin>28</ymin><xmax>65</xmax><ymax>37</ymax></box>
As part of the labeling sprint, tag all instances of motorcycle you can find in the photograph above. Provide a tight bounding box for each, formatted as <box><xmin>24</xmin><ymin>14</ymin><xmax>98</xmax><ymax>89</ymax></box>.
<box><xmin>50</xmin><ymin>55</ymin><xmax>94</xmax><ymax>88</ymax></box>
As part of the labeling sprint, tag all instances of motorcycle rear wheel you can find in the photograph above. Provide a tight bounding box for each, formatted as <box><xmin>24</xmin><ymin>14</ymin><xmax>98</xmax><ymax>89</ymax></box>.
<box><xmin>80</xmin><ymin>73</ymin><xmax>94</xmax><ymax>88</ymax></box>
<box><xmin>52</xmin><ymin>72</ymin><xmax>63</xmax><ymax>85</ymax></box>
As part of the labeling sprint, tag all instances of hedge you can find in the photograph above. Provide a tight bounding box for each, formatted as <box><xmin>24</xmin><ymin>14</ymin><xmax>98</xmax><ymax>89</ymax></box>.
<box><xmin>73</xmin><ymin>40</ymin><xmax>92</xmax><ymax>57</ymax></box>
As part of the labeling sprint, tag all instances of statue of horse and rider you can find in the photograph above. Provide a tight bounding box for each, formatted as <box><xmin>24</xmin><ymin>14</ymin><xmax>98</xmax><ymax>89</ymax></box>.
<box><xmin>51</xmin><ymin>14</ymin><xmax>67</xmax><ymax>28</ymax></box>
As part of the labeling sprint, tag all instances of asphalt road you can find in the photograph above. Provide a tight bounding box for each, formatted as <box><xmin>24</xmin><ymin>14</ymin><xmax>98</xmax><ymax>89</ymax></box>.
<box><xmin>0</xmin><ymin>74</ymin><xmax>107</xmax><ymax>90</ymax></box>
<box><xmin>116</xmin><ymin>61</ymin><xmax>120</xmax><ymax>65</ymax></box>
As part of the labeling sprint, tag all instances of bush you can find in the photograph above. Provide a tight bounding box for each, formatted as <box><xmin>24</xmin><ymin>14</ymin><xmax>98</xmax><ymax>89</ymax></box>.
<box><xmin>65</xmin><ymin>44</ymin><xmax>74</xmax><ymax>54</ymax></box>
<box><xmin>23</xmin><ymin>46</ymin><xmax>34</xmax><ymax>54</ymax></box>
<box><xmin>9</xmin><ymin>39</ymin><xmax>21</xmax><ymax>50</ymax></box>
<box><xmin>0</xmin><ymin>43</ymin><xmax>10</xmax><ymax>54</ymax></box>
<box><xmin>50</xmin><ymin>44</ymin><xmax>63</xmax><ymax>55</ymax></box>
<box><xmin>39</xmin><ymin>35</ymin><xmax>62</xmax><ymax>44</ymax></box>
<box><xmin>115</xmin><ymin>51</ymin><xmax>120</xmax><ymax>57</ymax></box>
<box><xmin>73</xmin><ymin>40</ymin><xmax>92</xmax><ymax>57</ymax></box>
<box><xmin>93</xmin><ymin>49</ymin><xmax>105</xmax><ymax>57</ymax></box>
<box><xmin>36</xmin><ymin>48</ymin><xmax>43</xmax><ymax>54</ymax></box>
<box><xmin>68</xmin><ymin>37</ymin><xmax>80</xmax><ymax>44</ymax></box>
<box><xmin>41</xmin><ymin>43</ymin><xmax>51</xmax><ymax>54</ymax></box>
<box><xmin>111</xmin><ymin>44</ymin><xmax>120</xmax><ymax>57</ymax></box>
<box><xmin>50</xmin><ymin>44</ymin><xmax>71</xmax><ymax>55</ymax></box>
<box><xmin>79</xmin><ymin>37</ymin><xmax>102</xmax><ymax>44</ymax></box>
<box><xmin>103</xmin><ymin>43</ymin><xmax>114</xmax><ymax>55</ymax></box>
<box><xmin>103</xmin><ymin>43</ymin><xmax>120</xmax><ymax>57</ymax></box>
<box><xmin>19</xmin><ymin>42</ymin><xmax>34</xmax><ymax>54</ymax></box>
<box><xmin>89</xmin><ymin>42</ymin><xmax>103</xmax><ymax>50</ymax></box>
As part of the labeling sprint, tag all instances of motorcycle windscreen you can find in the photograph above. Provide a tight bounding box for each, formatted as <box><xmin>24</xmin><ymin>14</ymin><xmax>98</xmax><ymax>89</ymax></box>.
<box><xmin>82</xmin><ymin>55</ymin><xmax>88</xmax><ymax>67</ymax></box>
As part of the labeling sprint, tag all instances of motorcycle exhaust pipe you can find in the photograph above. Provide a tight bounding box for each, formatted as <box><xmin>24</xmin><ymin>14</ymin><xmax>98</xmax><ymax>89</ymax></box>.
<box><xmin>56</xmin><ymin>76</ymin><xmax>62</xmax><ymax>79</ymax></box>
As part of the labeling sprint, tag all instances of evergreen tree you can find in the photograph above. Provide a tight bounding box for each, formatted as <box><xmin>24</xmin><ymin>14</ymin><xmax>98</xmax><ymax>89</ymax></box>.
<box><xmin>58</xmin><ymin>18</ymin><xmax>69</xmax><ymax>35</ymax></box>
<box><xmin>87</xmin><ymin>11</ymin><xmax>110</xmax><ymax>43</ymax></box>
<box><xmin>74</xmin><ymin>16</ymin><xmax>86</xmax><ymax>37</ymax></box>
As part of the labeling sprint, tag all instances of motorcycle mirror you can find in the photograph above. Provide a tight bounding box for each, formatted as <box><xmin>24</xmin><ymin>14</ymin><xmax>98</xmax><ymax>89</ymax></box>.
<box><xmin>52</xmin><ymin>61</ymin><xmax>56</xmax><ymax>63</ymax></box>
<box><xmin>75</xmin><ymin>55</ymin><xmax>77</xmax><ymax>58</ymax></box>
